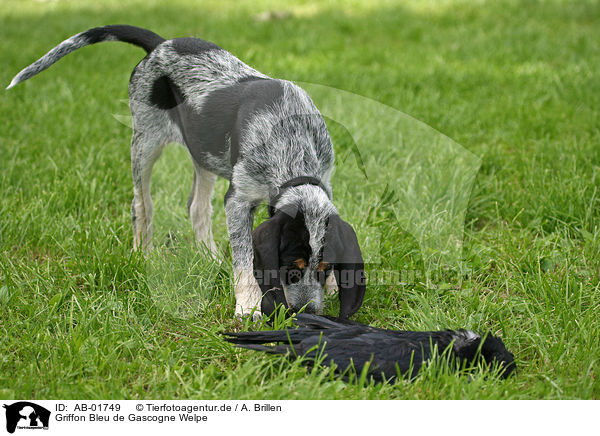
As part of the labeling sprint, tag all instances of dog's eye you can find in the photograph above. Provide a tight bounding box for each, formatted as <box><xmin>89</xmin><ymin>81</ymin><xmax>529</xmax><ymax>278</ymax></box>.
<box><xmin>317</xmin><ymin>262</ymin><xmax>330</xmax><ymax>272</ymax></box>
<box><xmin>293</xmin><ymin>258</ymin><xmax>306</xmax><ymax>270</ymax></box>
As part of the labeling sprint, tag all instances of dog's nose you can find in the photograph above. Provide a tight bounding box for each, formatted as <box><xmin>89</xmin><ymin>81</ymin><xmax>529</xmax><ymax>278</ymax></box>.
<box><xmin>291</xmin><ymin>301</ymin><xmax>322</xmax><ymax>315</ymax></box>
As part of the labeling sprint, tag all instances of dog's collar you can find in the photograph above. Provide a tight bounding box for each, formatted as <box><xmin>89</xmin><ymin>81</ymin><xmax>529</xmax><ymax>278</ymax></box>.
<box><xmin>268</xmin><ymin>176</ymin><xmax>330</xmax><ymax>217</ymax></box>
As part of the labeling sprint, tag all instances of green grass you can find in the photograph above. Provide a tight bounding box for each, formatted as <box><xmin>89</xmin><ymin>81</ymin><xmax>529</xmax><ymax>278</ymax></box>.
<box><xmin>1</xmin><ymin>0</ymin><xmax>599</xmax><ymax>399</ymax></box>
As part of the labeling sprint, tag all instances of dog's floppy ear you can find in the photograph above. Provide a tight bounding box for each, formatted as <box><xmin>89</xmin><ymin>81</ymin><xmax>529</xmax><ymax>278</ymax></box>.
<box><xmin>253</xmin><ymin>210</ymin><xmax>290</xmax><ymax>316</ymax></box>
<box><xmin>323</xmin><ymin>214</ymin><xmax>366</xmax><ymax>318</ymax></box>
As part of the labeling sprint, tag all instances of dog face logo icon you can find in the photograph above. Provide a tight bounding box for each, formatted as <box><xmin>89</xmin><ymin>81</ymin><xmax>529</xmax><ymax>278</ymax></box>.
<box><xmin>3</xmin><ymin>402</ymin><xmax>50</xmax><ymax>433</ymax></box>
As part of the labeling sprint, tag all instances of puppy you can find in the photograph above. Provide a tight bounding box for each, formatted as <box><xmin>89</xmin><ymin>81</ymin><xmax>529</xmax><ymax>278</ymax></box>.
<box><xmin>8</xmin><ymin>25</ymin><xmax>366</xmax><ymax>319</ymax></box>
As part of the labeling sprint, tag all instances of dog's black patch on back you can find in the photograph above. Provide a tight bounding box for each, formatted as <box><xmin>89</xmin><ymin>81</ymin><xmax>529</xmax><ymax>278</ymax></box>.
<box><xmin>150</xmin><ymin>75</ymin><xmax>183</xmax><ymax>110</ymax></box>
<box><xmin>171</xmin><ymin>37</ymin><xmax>221</xmax><ymax>56</ymax></box>
<box><xmin>169</xmin><ymin>78</ymin><xmax>284</xmax><ymax>177</ymax></box>
<box><xmin>229</xmin><ymin>79</ymin><xmax>285</xmax><ymax>164</ymax></box>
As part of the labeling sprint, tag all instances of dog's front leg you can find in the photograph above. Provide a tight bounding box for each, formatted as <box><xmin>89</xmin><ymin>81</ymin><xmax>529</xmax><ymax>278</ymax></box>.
<box><xmin>225</xmin><ymin>196</ymin><xmax>262</xmax><ymax>320</ymax></box>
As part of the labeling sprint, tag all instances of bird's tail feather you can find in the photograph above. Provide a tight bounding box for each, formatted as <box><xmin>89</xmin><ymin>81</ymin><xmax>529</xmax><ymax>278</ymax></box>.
<box><xmin>234</xmin><ymin>342</ymin><xmax>300</xmax><ymax>357</ymax></box>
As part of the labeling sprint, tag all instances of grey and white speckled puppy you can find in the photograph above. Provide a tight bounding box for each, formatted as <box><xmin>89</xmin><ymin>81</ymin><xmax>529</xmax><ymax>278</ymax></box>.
<box><xmin>8</xmin><ymin>25</ymin><xmax>366</xmax><ymax>319</ymax></box>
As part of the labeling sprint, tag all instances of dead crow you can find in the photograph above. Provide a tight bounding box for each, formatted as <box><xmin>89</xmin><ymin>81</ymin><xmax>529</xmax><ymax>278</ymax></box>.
<box><xmin>224</xmin><ymin>314</ymin><xmax>515</xmax><ymax>382</ymax></box>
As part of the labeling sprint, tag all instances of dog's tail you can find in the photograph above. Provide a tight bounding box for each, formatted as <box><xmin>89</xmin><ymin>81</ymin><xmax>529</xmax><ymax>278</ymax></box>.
<box><xmin>7</xmin><ymin>25</ymin><xmax>165</xmax><ymax>89</ymax></box>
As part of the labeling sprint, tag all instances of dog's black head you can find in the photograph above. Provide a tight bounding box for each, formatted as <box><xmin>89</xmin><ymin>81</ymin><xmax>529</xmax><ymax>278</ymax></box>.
<box><xmin>253</xmin><ymin>209</ymin><xmax>365</xmax><ymax>318</ymax></box>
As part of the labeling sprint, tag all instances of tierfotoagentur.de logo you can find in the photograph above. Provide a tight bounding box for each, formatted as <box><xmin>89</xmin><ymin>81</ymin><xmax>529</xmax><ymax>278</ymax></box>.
<box><xmin>3</xmin><ymin>402</ymin><xmax>50</xmax><ymax>434</ymax></box>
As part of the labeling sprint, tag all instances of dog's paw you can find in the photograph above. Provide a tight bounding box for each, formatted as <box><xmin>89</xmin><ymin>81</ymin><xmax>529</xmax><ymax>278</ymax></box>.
<box><xmin>235</xmin><ymin>306</ymin><xmax>263</xmax><ymax>323</ymax></box>
<box><xmin>233</xmin><ymin>269</ymin><xmax>262</xmax><ymax>319</ymax></box>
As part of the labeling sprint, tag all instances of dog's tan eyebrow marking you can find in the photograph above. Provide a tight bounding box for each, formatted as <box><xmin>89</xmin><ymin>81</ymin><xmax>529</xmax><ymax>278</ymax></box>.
<box><xmin>294</xmin><ymin>258</ymin><xmax>307</xmax><ymax>269</ymax></box>
<box><xmin>317</xmin><ymin>261</ymin><xmax>329</xmax><ymax>271</ymax></box>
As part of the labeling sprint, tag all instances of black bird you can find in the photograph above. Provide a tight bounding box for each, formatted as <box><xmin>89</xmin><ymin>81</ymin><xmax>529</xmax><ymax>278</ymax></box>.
<box><xmin>224</xmin><ymin>314</ymin><xmax>515</xmax><ymax>382</ymax></box>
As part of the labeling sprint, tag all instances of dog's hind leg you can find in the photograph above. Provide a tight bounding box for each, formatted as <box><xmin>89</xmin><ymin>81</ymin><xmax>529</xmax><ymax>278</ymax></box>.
<box><xmin>131</xmin><ymin>128</ymin><xmax>169</xmax><ymax>251</ymax></box>
<box><xmin>188</xmin><ymin>162</ymin><xmax>218</xmax><ymax>257</ymax></box>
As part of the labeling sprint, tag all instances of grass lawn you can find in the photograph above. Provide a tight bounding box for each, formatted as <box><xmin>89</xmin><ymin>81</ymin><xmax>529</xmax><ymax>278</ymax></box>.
<box><xmin>1</xmin><ymin>0</ymin><xmax>599</xmax><ymax>399</ymax></box>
